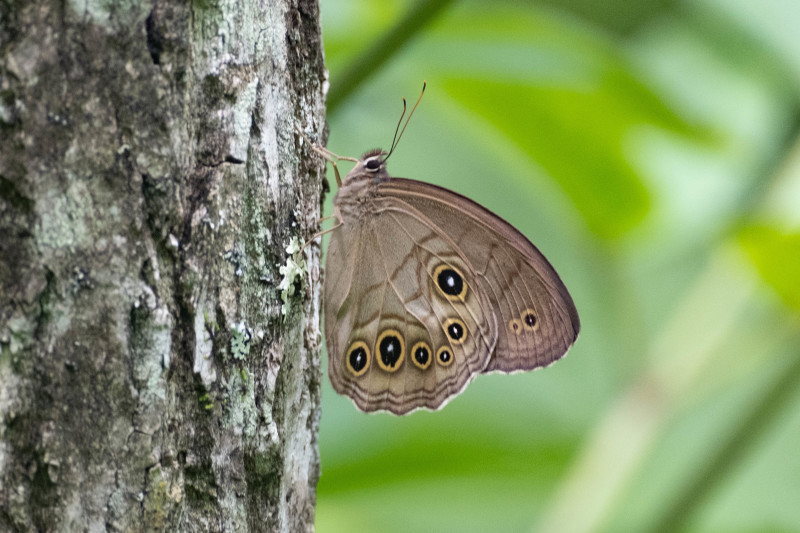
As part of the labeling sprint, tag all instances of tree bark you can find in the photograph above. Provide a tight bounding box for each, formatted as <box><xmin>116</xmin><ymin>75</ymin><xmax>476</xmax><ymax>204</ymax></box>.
<box><xmin>0</xmin><ymin>0</ymin><xmax>326</xmax><ymax>531</ymax></box>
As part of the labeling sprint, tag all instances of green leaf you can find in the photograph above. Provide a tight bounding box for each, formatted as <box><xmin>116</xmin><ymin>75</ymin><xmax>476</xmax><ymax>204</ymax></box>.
<box><xmin>739</xmin><ymin>224</ymin><xmax>800</xmax><ymax>314</ymax></box>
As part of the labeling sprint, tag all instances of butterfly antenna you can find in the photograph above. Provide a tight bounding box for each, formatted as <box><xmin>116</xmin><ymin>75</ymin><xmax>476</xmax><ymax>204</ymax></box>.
<box><xmin>384</xmin><ymin>81</ymin><xmax>426</xmax><ymax>161</ymax></box>
<box><xmin>386</xmin><ymin>98</ymin><xmax>407</xmax><ymax>160</ymax></box>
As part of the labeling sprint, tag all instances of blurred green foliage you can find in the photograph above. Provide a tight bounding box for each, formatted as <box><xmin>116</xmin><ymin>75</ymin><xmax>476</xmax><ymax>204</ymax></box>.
<box><xmin>740</xmin><ymin>226</ymin><xmax>800</xmax><ymax>313</ymax></box>
<box><xmin>315</xmin><ymin>1</ymin><xmax>800</xmax><ymax>532</ymax></box>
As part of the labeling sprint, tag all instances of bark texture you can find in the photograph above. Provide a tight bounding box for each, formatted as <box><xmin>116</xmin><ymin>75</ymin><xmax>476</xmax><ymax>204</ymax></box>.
<box><xmin>0</xmin><ymin>0</ymin><xmax>327</xmax><ymax>531</ymax></box>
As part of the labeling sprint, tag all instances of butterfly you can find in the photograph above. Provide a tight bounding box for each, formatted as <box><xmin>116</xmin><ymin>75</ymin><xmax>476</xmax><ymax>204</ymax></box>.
<box><xmin>315</xmin><ymin>83</ymin><xmax>579</xmax><ymax>414</ymax></box>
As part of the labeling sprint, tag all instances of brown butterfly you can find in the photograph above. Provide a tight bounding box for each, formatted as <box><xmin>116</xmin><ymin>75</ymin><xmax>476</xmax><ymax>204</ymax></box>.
<box><xmin>317</xmin><ymin>84</ymin><xmax>579</xmax><ymax>415</ymax></box>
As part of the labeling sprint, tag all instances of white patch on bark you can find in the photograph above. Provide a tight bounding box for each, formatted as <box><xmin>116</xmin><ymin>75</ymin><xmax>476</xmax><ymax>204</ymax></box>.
<box><xmin>230</xmin><ymin>78</ymin><xmax>260</xmax><ymax>162</ymax></box>
<box><xmin>278</xmin><ymin>238</ymin><xmax>307</xmax><ymax>316</ymax></box>
<box><xmin>194</xmin><ymin>306</ymin><xmax>217</xmax><ymax>386</ymax></box>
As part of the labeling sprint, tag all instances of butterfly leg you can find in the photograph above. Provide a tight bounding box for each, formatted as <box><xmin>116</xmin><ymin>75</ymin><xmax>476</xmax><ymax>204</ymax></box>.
<box><xmin>328</xmin><ymin>158</ymin><xmax>342</xmax><ymax>187</ymax></box>
<box><xmin>300</xmin><ymin>220</ymin><xmax>343</xmax><ymax>254</ymax></box>
<box><xmin>294</xmin><ymin>124</ymin><xmax>357</xmax><ymax>187</ymax></box>
<box><xmin>308</xmin><ymin>145</ymin><xmax>360</xmax><ymax>187</ymax></box>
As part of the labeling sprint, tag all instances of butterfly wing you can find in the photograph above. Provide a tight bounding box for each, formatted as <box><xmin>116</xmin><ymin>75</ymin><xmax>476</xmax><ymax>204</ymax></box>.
<box><xmin>324</xmin><ymin>202</ymin><xmax>498</xmax><ymax>414</ymax></box>
<box><xmin>376</xmin><ymin>178</ymin><xmax>580</xmax><ymax>374</ymax></box>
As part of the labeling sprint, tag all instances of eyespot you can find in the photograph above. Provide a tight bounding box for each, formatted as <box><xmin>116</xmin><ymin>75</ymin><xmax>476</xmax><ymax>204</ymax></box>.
<box><xmin>521</xmin><ymin>308</ymin><xmax>539</xmax><ymax>331</ymax></box>
<box><xmin>345</xmin><ymin>341</ymin><xmax>370</xmax><ymax>376</ymax></box>
<box><xmin>410</xmin><ymin>341</ymin><xmax>432</xmax><ymax>370</ymax></box>
<box><xmin>436</xmin><ymin>346</ymin><xmax>454</xmax><ymax>367</ymax></box>
<box><xmin>375</xmin><ymin>329</ymin><xmax>405</xmax><ymax>372</ymax></box>
<box><xmin>365</xmin><ymin>157</ymin><xmax>381</xmax><ymax>171</ymax></box>
<box><xmin>433</xmin><ymin>264</ymin><xmax>467</xmax><ymax>300</ymax></box>
<box><xmin>442</xmin><ymin>318</ymin><xmax>467</xmax><ymax>344</ymax></box>
<box><xmin>508</xmin><ymin>318</ymin><xmax>522</xmax><ymax>335</ymax></box>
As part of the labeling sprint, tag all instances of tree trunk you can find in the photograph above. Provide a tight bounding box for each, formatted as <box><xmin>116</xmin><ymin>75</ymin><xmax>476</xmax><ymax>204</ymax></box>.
<box><xmin>0</xmin><ymin>0</ymin><xmax>326</xmax><ymax>531</ymax></box>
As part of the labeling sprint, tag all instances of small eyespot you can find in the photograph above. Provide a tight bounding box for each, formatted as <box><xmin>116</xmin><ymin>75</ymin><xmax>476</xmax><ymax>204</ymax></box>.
<box><xmin>375</xmin><ymin>329</ymin><xmax>405</xmax><ymax>372</ymax></box>
<box><xmin>508</xmin><ymin>319</ymin><xmax>522</xmax><ymax>335</ymax></box>
<box><xmin>365</xmin><ymin>158</ymin><xmax>381</xmax><ymax>171</ymax></box>
<box><xmin>346</xmin><ymin>341</ymin><xmax>370</xmax><ymax>376</ymax></box>
<box><xmin>410</xmin><ymin>341</ymin><xmax>432</xmax><ymax>370</ymax></box>
<box><xmin>433</xmin><ymin>264</ymin><xmax>467</xmax><ymax>300</ymax></box>
<box><xmin>521</xmin><ymin>308</ymin><xmax>539</xmax><ymax>331</ymax></box>
<box><xmin>436</xmin><ymin>346</ymin><xmax>454</xmax><ymax>367</ymax></box>
<box><xmin>442</xmin><ymin>318</ymin><xmax>467</xmax><ymax>344</ymax></box>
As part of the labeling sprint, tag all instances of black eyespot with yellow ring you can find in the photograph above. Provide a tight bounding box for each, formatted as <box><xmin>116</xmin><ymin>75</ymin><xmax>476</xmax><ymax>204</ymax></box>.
<box><xmin>375</xmin><ymin>329</ymin><xmax>405</xmax><ymax>372</ymax></box>
<box><xmin>410</xmin><ymin>341</ymin><xmax>432</xmax><ymax>370</ymax></box>
<box><xmin>433</xmin><ymin>264</ymin><xmax>467</xmax><ymax>301</ymax></box>
<box><xmin>345</xmin><ymin>341</ymin><xmax>370</xmax><ymax>376</ymax></box>
<box><xmin>442</xmin><ymin>318</ymin><xmax>467</xmax><ymax>344</ymax></box>
<box><xmin>436</xmin><ymin>346</ymin><xmax>454</xmax><ymax>367</ymax></box>
<box><xmin>508</xmin><ymin>318</ymin><xmax>523</xmax><ymax>335</ymax></box>
<box><xmin>521</xmin><ymin>308</ymin><xmax>539</xmax><ymax>331</ymax></box>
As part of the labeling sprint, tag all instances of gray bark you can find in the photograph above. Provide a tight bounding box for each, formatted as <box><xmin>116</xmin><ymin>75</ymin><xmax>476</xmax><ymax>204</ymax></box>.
<box><xmin>0</xmin><ymin>0</ymin><xmax>327</xmax><ymax>531</ymax></box>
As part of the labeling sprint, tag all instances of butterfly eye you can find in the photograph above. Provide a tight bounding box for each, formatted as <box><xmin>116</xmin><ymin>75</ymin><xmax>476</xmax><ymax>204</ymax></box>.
<box><xmin>410</xmin><ymin>341</ymin><xmax>432</xmax><ymax>370</ymax></box>
<box><xmin>442</xmin><ymin>318</ymin><xmax>467</xmax><ymax>344</ymax></box>
<box><xmin>433</xmin><ymin>264</ymin><xmax>467</xmax><ymax>300</ymax></box>
<box><xmin>436</xmin><ymin>346</ymin><xmax>454</xmax><ymax>367</ymax></box>
<box><xmin>346</xmin><ymin>341</ymin><xmax>371</xmax><ymax>376</ymax></box>
<box><xmin>521</xmin><ymin>309</ymin><xmax>539</xmax><ymax>331</ymax></box>
<box><xmin>365</xmin><ymin>158</ymin><xmax>381</xmax><ymax>171</ymax></box>
<box><xmin>375</xmin><ymin>329</ymin><xmax>405</xmax><ymax>372</ymax></box>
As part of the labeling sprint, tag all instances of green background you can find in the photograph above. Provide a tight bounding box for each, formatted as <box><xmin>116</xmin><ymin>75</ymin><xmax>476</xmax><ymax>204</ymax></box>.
<box><xmin>315</xmin><ymin>1</ymin><xmax>800</xmax><ymax>531</ymax></box>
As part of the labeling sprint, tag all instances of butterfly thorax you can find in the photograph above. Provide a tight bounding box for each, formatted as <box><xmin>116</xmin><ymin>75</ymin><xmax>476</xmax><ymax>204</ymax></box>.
<box><xmin>334</xmin><ymin>150</ymin><xmax>392</xmax><ymax>221</ymax></box>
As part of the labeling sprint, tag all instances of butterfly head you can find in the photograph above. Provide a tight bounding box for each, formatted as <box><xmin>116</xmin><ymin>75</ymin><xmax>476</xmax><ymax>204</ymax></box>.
<box><xmin>343</xmin><ymin>149</ymin><xmax>390</xmax><ymax>182</ymax></box>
